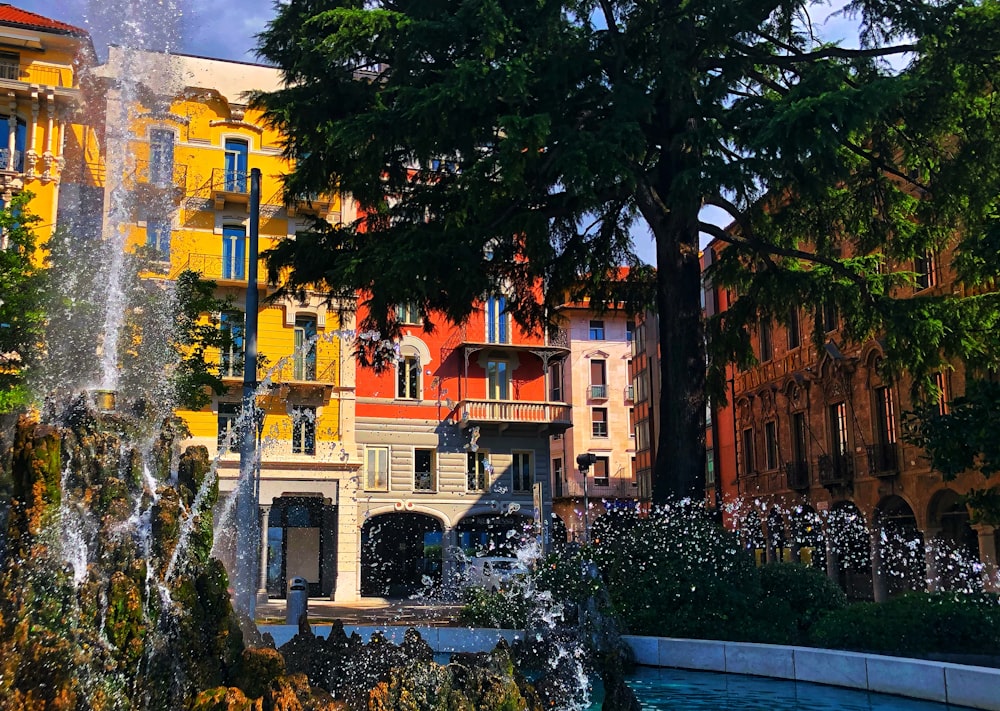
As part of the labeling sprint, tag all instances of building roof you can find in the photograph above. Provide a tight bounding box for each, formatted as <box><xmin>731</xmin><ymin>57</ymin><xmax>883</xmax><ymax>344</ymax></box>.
<box><xmin>0</xmin><ymin>4</ymin><xmax>89</xmax><ymax>37</ymax></box>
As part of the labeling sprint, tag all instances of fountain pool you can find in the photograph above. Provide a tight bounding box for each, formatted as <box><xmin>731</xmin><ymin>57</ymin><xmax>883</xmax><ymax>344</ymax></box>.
<box><xmin>598</xmin><ymin>668</ymin><xmax>972</xmax><ymax>710</ymax></box>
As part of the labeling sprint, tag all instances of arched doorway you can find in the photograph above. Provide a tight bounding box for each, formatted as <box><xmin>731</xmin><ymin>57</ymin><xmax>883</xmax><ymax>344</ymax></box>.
<box><xmin>825</xmin><ymin>501</ymin><xmax>871</xmax><ymax>600</ymax></box>
<box><xmin>876</xmin><ymin>496</ymin><xmax>923</xmax><ymax>596</ymax></box>
<box><xmin>928</xmin><ymin>489</ymin><xmax>981</xmax><ymax>592</ymax></box>
<box><xmin>455</xmin><ymin>513</ymin><xmax>533</xmax><ymax>556</ymax></box>
<box><xmin>788</xmin><ymin>504</ymin><xmax>823</xmax><ymax>567</ymax></box>
<box><xmin>266</xmin><ymin>496</ymin><xmax>337</xmax><ymax>598</ymax></box>
<box><xmin>765</xmin><ymin>508</ymin><xmax>787</xmax><ymax>563</ymax></box>
<box><xmin>360</xmin><ymin>513</ymin><xmax>443</xmax><ymax>597</ymax></box>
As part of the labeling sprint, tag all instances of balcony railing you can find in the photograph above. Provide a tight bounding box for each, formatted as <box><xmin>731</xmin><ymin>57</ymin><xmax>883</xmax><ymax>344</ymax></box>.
<box><xmin>624</xmin><ymin>385</ymin><xmax>634</xmax><ymax>401</ymax></box>
<box><xmin>0</xmin><ymin>62</ymin><xmax>67</xmax><ymax>87</ymax></box>
<box><xmin>785</xmin><ymin>460</ymin><xmax>810</xmax><ymax>490</ymax></box>
<box><xmin>817</xmin><ymin>453</ymin><xmax>854</xmax><ymax>487</ymax></box>
<box><xmin>132</xmin><ymin>159</ymin><xmax>187</xmax><ymax>193</ymax></box>
<box><xmin>866</xmin><ymin>443</ymin><xmax>899</xmax><ymax>477</ymax></box>
<box><xmin>554</xmin><ymin>478</ymin><xmax>644</xmax><ymax>500</ymax></box>
<box><xmin>172</xmin><ymin>252</ymin><xmax>267</xmax><ymax>283</ymax></box>
<box><xmin>589</xmin><ymin>383</ymin><xmax>608</xmax><ymax>399</ymax></box>
<box><xmin>451</xmin><ymin>399</ymin><xmax>572</xmax><ymax>429</ymax></box>
<box><xmin>0</xmin><ymin>148</ymin><xmax>23</xmax><ymax>173</ymax></box>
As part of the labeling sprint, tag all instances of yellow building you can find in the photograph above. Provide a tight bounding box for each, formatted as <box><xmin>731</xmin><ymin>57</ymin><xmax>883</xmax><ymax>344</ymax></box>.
<box><xmin>87</xmin><ymin>47</ymin><xmax>362</xmax><ymax>601</ymax></box>
<box><xmin>0</xmin><ymin>4</ymin><xmax>95</xmax><ymax>243</ymax></box>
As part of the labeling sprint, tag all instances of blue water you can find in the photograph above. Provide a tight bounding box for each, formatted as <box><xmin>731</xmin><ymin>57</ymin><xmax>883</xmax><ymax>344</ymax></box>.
<box><xmin>612</xmin><ymin>668</ymin><xmax>970</xmax><ymax>710</ymax></box>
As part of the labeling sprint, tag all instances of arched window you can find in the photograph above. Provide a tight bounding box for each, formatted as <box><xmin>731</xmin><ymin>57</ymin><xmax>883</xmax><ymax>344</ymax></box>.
<box><xmin>222</xmin><ymin>225</ymin><xmax>246</xmax><ymax>279</ymax></box>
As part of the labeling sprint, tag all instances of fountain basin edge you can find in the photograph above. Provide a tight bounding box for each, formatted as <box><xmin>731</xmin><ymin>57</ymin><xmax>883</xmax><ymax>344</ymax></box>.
<box><xmin>260</xmin><ymin>626</ymin><xmax>1000</xmax><ymax>710</ymax></box>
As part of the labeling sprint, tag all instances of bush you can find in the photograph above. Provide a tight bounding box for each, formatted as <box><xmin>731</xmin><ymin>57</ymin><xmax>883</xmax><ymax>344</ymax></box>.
<box><xmin>587</xmin><ymin>504</ymin><xmax>763</xmax><ymax>640</ymax></box>
<box><xmin>758</xmin><ymin>563</ymin><xmax>848</xmax><ymax>643</ymax></box>
<box><xmin>809</xmin><ymin>592</ymin><xmax>1000</xmax><ymax>656</ymax></box>
<box><xmin>457</xmin><ymin>586</ymin><xmax>529</xmax><ymax>629</ymax></box>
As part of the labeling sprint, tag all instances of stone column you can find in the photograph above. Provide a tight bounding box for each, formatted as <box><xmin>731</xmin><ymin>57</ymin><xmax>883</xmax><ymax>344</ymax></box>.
<box><xmin>256</xmin><ymin>504</ymin><xmax>271</xmax><ymax>604</ymax></box>
<box><xmin>334</xmin><ymin>485</ymin><xmax>361</xmax><ymax>602</ymax></box>
<box><xmin>973</xmin><ymin>524</ymin><xmax>999</xmax><ymax>593</ymax></box>
<box><xmin>6</xmin><ymin>94</ymin><xmax>16</xmax><ymax>171</ymax></box>
<box><xmin>871</xmin><ymin>526</ymin><xmax>888</xmax><ymax>602</ymax></box>
<box><xmin>25</xmin><ymin>90</ymin><xmax>37</xmax><ymax>177</ymax></box>
<box><xmin>923</xmin><ymin>526</ymin><xmax>942</xmax><ymax>593</ymax></box>
<box><xmin>824</xmin><ymin>535</ymin><xmax>840</xmax><ymax>584</ymax></box>
<box><xmin>441</xmin><ymin>526</ymin><xmax>460</xmax><ymax>598</ymax></box>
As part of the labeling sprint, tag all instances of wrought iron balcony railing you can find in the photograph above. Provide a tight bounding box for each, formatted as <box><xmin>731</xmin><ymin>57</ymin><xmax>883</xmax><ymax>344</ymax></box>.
<box><xmin>866</xmin><ymin>443</ymin><xmax>899</xmax><ymax>477</ymax></box>
<box><xmin>817</xmin><ymin>453</ymin><xmax>854</xmax><ymax>486</ymax></box>
<box><xmin>785</xmin><ymin>460</ymin><xmax>810</xmax><ymax>490</ymax></box>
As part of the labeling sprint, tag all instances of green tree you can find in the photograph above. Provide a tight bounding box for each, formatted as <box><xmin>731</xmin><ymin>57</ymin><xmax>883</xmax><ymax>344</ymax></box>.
<box><xmin>0</xmin><ymin>193</ymin><xmax>45</xmax><ymax>413</ymax></box>
<box><xmin>253</xmin><ymin>0</ymin><xmax>1000</xmax><ymax>501</ymax></box>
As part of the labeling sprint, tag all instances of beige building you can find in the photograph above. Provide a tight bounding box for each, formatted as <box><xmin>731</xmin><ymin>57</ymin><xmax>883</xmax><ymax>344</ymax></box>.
<box><xmin>550</xmin><ymin>302</ymin><xmax>640</xmax><ymax>542</ymax></box>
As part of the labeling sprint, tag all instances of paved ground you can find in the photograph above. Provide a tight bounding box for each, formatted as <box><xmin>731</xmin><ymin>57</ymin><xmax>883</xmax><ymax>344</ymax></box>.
<box><xmin>256</xmin><ymin>597</ymin><xmax>464</xmax><ymax>626</ymax></box>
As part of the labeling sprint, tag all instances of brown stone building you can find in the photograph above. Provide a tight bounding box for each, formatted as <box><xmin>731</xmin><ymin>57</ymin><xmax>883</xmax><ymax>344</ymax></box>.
<box><xmin>707</xmin><ymin>239</ymin><xmax>999</xmax><ymax>600</ymax></box>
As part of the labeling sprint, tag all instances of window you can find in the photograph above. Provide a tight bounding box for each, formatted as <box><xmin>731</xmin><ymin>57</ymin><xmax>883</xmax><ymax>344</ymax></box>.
<box><xmin>791</xmin><ymin>412</ymin><xmax>807</xmax><ymax>464</ymax></box>
<box><xmin>486</xmin><ymin>295</ymin><xmax>508</xmax><ymax>343</ymax></box>
<box><xmin>741</xmin><ymin>428</ymin><xmax>755</xmax><ymax>476</ymax></box>
<box><xmin>396</xmin><ymin>355</ymin><xmax>420</xmax><ymax>399</ymax></box>
<box><xmin>414</xmin><ymin>448</ymin><xmax>435</xmax><ymax>491</ymax></box>
<box><xmin>0</xmin><ymin>52</ymin><xmax>18</xmax><ymax>81</ymax></box>
<box><xmin>706</xmin><ymin>447</ymin><xmax>716</xmax><ymax>486</ymax></box>
<box><xmin>486</xmin><ymin>360</ymin><xmax>510</xmax><ymax>399</ymax></box>
<box><xmin>589</xmin><ymin>359</ymin><xmax>607</xmax><ymax>398</ymax></box>
<box><xmin>787</xmin><ymin>309</ymin><xmax>801</xmax><ymax>349</ymax></box>
<box><xmin>511</xmin><ymin>451</ymin><xmax>532</xmax><ymax>492</ymax></box>
<box><xmin>829</xmin><ymin>402</ymin><xmax>849</xmax><ymax>455</ymax></box>
<box><xmin>934</xmin><ymin>372</ymin><xmax>949</xmax><ymax>416</ymax></box>
<box><xmin>629</xmin><ymin>407</ymin><xmax>636</xmax><ymax>438</ymax></box>
<box><xmin>395</xmin><ymin>302</ymin><xmax>420</xmax><ymax>325</ymax></box>
<box><xmin>626</xmin><ymin>321</ymin><xmax>635</xmax><ymax>342</ymax></box>
<box><xmin>593</xmin><ymin>456</ymin><xmax>609</xmax><ymax>486</ymax></box>
<box><xmin>366</xmin><ymin>446</ymin><xmax>389</xmax><ymax>491</ymax></box>
<box><xmin>822</xmin><ymin>301</ymin><xmax>839</xmax><ymax>333</ymax></box>
<box><xmin>222</xmin><ymin>225</ymin><xmax>246</xmax><ymax>279</ymax></box>
<box><xmin>915</xmin><ymin>251</ymin><xmax>938</xmax><ymax>290</ymax></box>
<box><xmin>467</xmin><ymin>451</ymin><xmax>490</xmax><ymax>491</ymax></box>
<box><xmin>764</xmin><ymin>421</ymin><xmax>778</xmax><ymax>471</ymax></box>
<box><xmin>293</xmin><ymin>315</ymin><xmax>317</xmax><ymax>380</ymax></box>
<box><xmin>549</xmin><ymin>361</ymin><xmax>563</xmax><ymax>401</ymax></box>
<box><xmin>217</xmin><ymin>403</ymin><xmax>241</xmax><ymax>452</ymax></box>
<box><xmin>591</xmin><ymin>408</ymin><xmax>608</xmax><ymax>437</ymax></box>
<box><xmin>146</xmin><ymin>221</ymin><xmax>171</xmax><ymax>259</ymax></box>
<box><xmin>219</xmin><ymin>311</ymin><xmax>244</xmax><ymax>377</ymax></box>
<box><xmin>224</xmin><ymin>138</ymin><xmax>248</xmax><ymax>192</ymax></box>
<box><xmin>291</xmin><ymin>406</ymin><xmax>316</xmax><ymax>455</ymax></box>
<box><xmin>552</xmin><ymin>458</ymin><xmax>563</xmax><ymax>497</ymax></box>
<box><xmin>0</xmin><ymin>115</ymin><xmax>25</xmax><ymax>172</ymax></box>
<box><xmin>873</xmin><ymin>387</ymin><xmax>896</xmax><ymax>445</ymax></box>
<box><xmin>589</xmin><ymin>320</ymin><xmax>605</xmax><ymax>340</ymax></box>
<box><xmin>148</xmin><ymin>128</ymin><xmax>174</xmax><ymax>186</ymax></box>
<box><xmin>759</xmin><ymin>319</ymin><xmax>773</xmax><ymax>362</ymax></box>
<box><xmin>635</xmin><ymin>419</ymin><xmax>650</xmax><ymax>451</ymax></box>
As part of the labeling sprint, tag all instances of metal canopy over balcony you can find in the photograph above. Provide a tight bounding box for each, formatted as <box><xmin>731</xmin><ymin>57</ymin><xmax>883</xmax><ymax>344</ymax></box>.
<box><xmin>450</xmin><ymin>399</ymin><xmax>572</xmax><ymax>435</ymax></box>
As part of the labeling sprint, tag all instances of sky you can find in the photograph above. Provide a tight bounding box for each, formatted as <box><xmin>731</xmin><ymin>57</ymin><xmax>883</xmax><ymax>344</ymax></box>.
<box><xmin>22</xmin><ymin>0</ymin><xmax>864</xmax><ymax>265</ymax></box>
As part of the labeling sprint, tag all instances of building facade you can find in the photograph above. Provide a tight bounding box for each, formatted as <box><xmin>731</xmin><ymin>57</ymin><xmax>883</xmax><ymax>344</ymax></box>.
<box><xmin>706</xmin><ymin>239</ymin><xmax>999</xmax><ymax>598</ymax></box>
<box><xmin>0</xmin><ymin>4</ymin><xmax>94</xmax><ymax>244</ymax></box>
<box><xmin>550</xmin><ymin>303</ymin><xmax>640</xmax><ymax>542</ymax></box>
<box><xmin>352</xmin><ymin>298</ymin><xmax>570</xmax><ymax>597</ymax></box>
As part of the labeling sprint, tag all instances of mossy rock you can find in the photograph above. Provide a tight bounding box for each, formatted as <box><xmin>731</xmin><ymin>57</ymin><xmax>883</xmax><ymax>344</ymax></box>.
<box><xmin>190</xmin><ymin>687</ymin><xmax>262</xmax><ymax>711</ymax></box>
<box><xmin>235</xmin><ymin>647</ymin><xmax>287</xmax><ymax>700</ymax></box>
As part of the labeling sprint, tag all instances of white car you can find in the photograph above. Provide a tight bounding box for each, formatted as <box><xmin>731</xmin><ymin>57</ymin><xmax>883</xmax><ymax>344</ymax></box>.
<box><xmin>466</xmin><ymin>557</ymin><xmax>528</xmax><ymax>592</ymax></box>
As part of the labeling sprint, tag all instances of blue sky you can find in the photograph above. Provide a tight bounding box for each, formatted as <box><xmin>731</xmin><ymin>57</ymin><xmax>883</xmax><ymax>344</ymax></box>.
<box><xmin>24</xmin><ymin>0</ymin><xmax>865</xmax><ymax>264</ymax></box>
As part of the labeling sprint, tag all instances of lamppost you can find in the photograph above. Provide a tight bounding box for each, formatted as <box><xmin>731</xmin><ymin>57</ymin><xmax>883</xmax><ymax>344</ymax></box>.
<box><xmin>576</xmin><ymin>452</ymin><xmax>596</xmax><ymax>544</ymax></box>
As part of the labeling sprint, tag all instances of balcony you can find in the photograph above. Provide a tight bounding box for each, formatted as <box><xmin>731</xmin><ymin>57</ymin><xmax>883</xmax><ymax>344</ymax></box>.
<box><xmin>0</xmin><ymin>148</ymin><xmax>23</xmax><ymax>173</ymax></box>
<box><xmin>171</xmin><ymin>252</ymin><xmax>267</xmax><ymax>284</ymax></box>
<box><xmin>589</xmin><ymin>383</ymin><xmax>608</xmax><ymax>400</ymax></box>
<box><xmin>785</xmin><ymin>460</ymin><xmax>810</xmax><ymax>491</ymax></box>
<box><xmin>0</xmin><ymin>62</ymin><xmax>68</xmax><ymax>87</ymax></box>
<box><xmin>131</xmin><ymin>160</ymin><xmax>187</xmax><ymax>201</ymax></box>
<box><xmin>624</xmin><ymin>385</ymin><xmax>634</xmax><ymax>402</ymax></box>
<box><xmin>287</xmin><ymin>193</ymin><xmax>337</xmax><ymax>219</ymax></box>
<box><xmin>866</xmin><ymin>443</ymin><xmax>899</xmax><ymax>478</ymax></box>
<box><xmin>211</xmin><ymin>167</ymin><xmax>250</xmax><ymax>210</ymax></box>
<box><xmin>450</xmin><ymin>399</ymin><xmax>572</xmax><ymax>434</ymax></box>
<box><xmin>554</xmin><ymin>477</ymin><xmax>645</xmax><ymax>501</ymax></box>
<box><xmin>817</xmin><ymin>453</ymin><xmax>854</xmax><ymax>487</ymax></box>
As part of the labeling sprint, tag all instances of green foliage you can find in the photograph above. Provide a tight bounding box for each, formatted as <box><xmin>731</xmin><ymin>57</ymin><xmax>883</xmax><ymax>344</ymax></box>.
<box><xmin>809</xmin><ymin>592</ymin><xmax>1000</xmax><ymax>656</ymax></box>
<box><xmin>586</xmin><ymin>505</ymin><xmax>763</xmax><ymax>640</ymax></box>
<box><xmin>758</xmin><ymin>563</ymin><xmax>848</xmax><ymax>643</ymax></box>
<box><xmin>0</xmin><ymin>193</ymin><xmax>45</xmax><ymax>413</ymax></box>
<box><xmin>457</xmin><ymin>586</ymin><xmax>530</xmax><ymax>630</ymax></box>
<box><xmin>906</xmin><ymin>378</ymin><xmax>1000</xmax><ymax>480</ymax></box>
<box><xmin>254</xmin><ymin>0</ymin><xmax>1000</xmax><ymax>499</ymax></box>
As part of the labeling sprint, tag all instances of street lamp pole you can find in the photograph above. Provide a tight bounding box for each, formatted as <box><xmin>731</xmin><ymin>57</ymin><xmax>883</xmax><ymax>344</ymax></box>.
<box><xmin>576</xmin><ymin>453</ymin><xmax>596</xmax><ymax>544</ymax></box>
